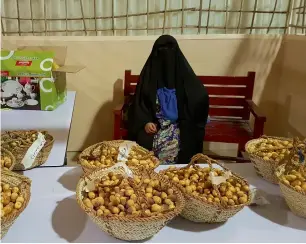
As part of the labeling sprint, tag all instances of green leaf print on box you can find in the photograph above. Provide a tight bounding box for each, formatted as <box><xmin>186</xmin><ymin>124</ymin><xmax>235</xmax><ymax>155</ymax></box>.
<box><xmin>0</xmin><ymin>50</ymin><xmax>54</xmax><ymax>77</ymax></box>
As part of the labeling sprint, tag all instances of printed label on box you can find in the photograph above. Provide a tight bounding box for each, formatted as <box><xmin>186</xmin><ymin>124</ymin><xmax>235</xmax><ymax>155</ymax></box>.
<box><xmin>21</xmin><ymin>132</ymin><xmax>46</xmax><ymax>169</ymax></box>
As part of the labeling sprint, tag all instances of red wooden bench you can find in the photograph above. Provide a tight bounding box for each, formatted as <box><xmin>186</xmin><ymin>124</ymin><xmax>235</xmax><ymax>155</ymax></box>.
<box><xmin>113</xmin><ymin>70</ymin><xmax>266</xmax><ymax>161</ymax></box>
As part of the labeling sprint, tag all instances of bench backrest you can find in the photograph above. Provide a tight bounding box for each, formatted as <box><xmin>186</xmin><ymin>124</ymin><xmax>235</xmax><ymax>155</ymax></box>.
<box><xmin>124</xmin><ymin>70</ymin><xmax>255</xmax><ymax>120</ymax></box>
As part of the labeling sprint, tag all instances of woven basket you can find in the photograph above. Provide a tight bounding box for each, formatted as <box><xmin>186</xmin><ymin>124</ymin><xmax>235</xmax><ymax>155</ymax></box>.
<box><xmin>1</xmin><ymin>170</ymin><xmax>31</xmax><ymax>239</ymax></box>
<box><xmin>275</xmin><ymin>138</ymin><xmax>306</xmax><ymax>218</ymax></box>
<box><xmin>78</xmin><ymin>140</ymin><xmax>160</xmax><ymax>174</ymax></box>
<box><xmin>76</xmin><ymin>164</ymin><xmax>185</xmax><ymax>241</ymax></box>
<box><xmin>1</xmin><ymin>148</ymin><xmax>16</xmax><ymax>171</ymax></box>
<box><xmin>1</xmin><ymin>130</ymin><xmax>54</xmax><ymax>170</ymax></box>
<box><xmin>245</xmin><ymin>136</ymin><xmax>293</xmax><ymax>184</ymax></box>
<box><xmin>278</xmin><ymin>173</ymin><xmax>306</xmax><ymax>218</ymax></box>
<box><xmin>160</xmin><ymin>154</ymin><xmax>251</xmax><ymax>223</ymax></box>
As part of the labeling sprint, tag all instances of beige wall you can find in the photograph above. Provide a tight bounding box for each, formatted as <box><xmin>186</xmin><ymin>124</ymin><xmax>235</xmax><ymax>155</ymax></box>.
<box><xmin>2</xmin><ymin>35</ymin><xmax>305</xmax><ymax>153</ymax></box>
<box><xmin>274</xmin><ymin>36</ymin><xmax>306</xmax><ymax>138</ymax></box>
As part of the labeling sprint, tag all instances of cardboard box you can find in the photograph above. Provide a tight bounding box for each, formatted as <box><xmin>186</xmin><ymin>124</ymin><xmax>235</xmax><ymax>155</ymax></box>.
<box><xmin>0</xmin><ymin>46</ymin><xmax>84</xmax><ymax>111</ymax></box>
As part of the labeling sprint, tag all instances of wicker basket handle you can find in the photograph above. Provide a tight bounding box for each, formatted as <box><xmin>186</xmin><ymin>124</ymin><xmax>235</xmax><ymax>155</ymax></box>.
<box><xmin>185</xmin><ymin>153</ymin><xmax>235</xmax><ymax>176</ymax></box>
<box><xmin>187</xmin><ymin>154</ymin><xmax>235</xmax><ymax>207</ymax></box>
<box><xmin>186</xmin><ymin>153</ymin><xmax>222</xmax><ymax>170</ymax></box>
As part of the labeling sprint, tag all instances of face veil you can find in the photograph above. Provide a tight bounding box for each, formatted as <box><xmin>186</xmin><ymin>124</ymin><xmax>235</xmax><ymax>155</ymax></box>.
<box><xmin>127</xmin><ymin>35</ymin><xmax>209</xmax><ymax>164</ymax></box>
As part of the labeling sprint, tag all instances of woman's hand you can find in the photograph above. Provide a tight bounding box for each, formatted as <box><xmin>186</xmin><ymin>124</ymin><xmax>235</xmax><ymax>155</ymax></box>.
<box><xmin>145</xmin><ymin>122</ymin><xmax>157</xmax><ymax>134</ymax></box>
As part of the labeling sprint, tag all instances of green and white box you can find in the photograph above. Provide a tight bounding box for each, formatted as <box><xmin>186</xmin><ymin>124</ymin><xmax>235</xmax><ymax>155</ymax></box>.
<box><xmin>1</xmin><ymin>46</ymin><xmax>84</xmax><ymax>111</ymax></box>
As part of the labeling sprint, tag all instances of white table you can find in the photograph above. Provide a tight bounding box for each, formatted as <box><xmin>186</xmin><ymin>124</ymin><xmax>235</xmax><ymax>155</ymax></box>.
<box><xmin>1</xmin><ymin>91</ymin><xmax>76</xmax><ymax>167</ymax></box>
<box><xmin>2</xmin><ymin>164</ymin><xmax>306</xmax><ymax>243</ymax></box>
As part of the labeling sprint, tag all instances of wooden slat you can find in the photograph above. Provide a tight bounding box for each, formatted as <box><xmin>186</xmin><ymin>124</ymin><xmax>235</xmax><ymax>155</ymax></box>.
<box><xmin>198</xmin><ymin>0</ymin><xmax>203</xmax><ymax>34</ymax></box>
<box><xmin>209</xmin><ymin>97</ymin><xmax>246</xmax><ymax>107</ymax></box>
<box><xmin>181</xmin><ymin>0</ymin><xmax>184</xmax><ymax>34</ymax></box>
<box><xmin>198</xmin><ymin>76</ymin><xmax>250</xmax><ymax>85</ymax></box>
<box><xmin>147</xmin><ymin>0</ymin><xmax>149</xmax><ymax>35</ymax></box>
<box><xmin>237</xmin><ymin>0</ymin><xmax>244</xmax><ymax>34</ymax></box>
<box><xmin>206</xmin><ymin>0</ymin><xmax>212</xmax><ymax>34</ymax></box>
<box><xmin>129</xmin><ymin>75</ymin><xmax>139</xmax><ymax>83</ymax></box>
<box><xmin>124</xmin><ymin>71</ymin><xmax>254</xmax><ymax>98</ymax></box>
<box><xmin>225</xmin><ymin>0</ymin><xmax>228</xmax><ymax>34</ymax></box>
<box><xmin>94</xmin><ymin>0</ymin><xmax>97</xmax><ymax>36</ymax></box>
<box><xmin>250</xmin><ymin>0</ymin><xmax>258</xmax><ymax>34</ymax></box>
<box><xmin>65</xmin><ymin>0</ymin><xmax>68</xmax><ymax>36</ymax></box>
<box><xmin>16</xmin><ymin>0</ymin><xmax>21</xmax><ymax>36</ymax></box>
<box><xmin>44</xmin><ymin>0</ymin><xmax>47</xmax><ymax>36</ymax></box>
<box><xmin>30</xmin><ymin>0</ymin><xmax>34</xmax><ymax>35</ymax></box>
<box><xmin>126</xmin><ymin>0</ymin><xmax>129</xmax><ymax>35</ymax></box>
<box><xmin>127</xmin><ymin>74</ymin><xmax>253</xmax><ymax>86</ymax></box>
<box><xmin>127</xmin><ymin>81</ymin><xmax>248</xmax><ymax>96</ymax></box>
<box><xmin>209</xmin><ymin>108</ymin><xmax>245</xmax><ymax>117</ymax></box>
<box><xmin>163</xmin><ymin>0</ymin><xmax>167</xmax><ymax>34</ymax></box>
<box><xmin>1</xmin><ymin>18</ymin><xmax>5</xmax><ymax>36</ymax></box>
<box><xmin>206</xmin><ymin>86</ymin><xmax>247</xmax><ymax>96</ymax></box>
<box><xmin>267</xmin><ymin>0</ymin><xmax>278</xmax><ymax>34</ymax></box>
<box><xmin>127</xmin><ymin>84</ymin><xmax>136</xmax><ymax>95</ymax></box>
<box><xmin>80</xmin><ymin>0</ymin><xmax>87</xmax><ymax>36</ymax></box>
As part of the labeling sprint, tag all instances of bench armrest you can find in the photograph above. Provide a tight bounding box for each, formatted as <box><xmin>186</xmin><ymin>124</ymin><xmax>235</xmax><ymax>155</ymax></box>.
<box><xmin>246</xmin><ymin>100</ymin><xmax>266</xmax><ymax>122</ymax></box>
<box><xmin>114</xmin><ymin>102</ymin><xmax>124</xmax><ymax>115</ymax></box>
<box><xmin>246</xmin><ymin>100</ymin><xmax>266</xmax><ymax>138</ymax></box>
<box><xmin>113</xmin><ymin>102</ymin><xmax>125</xmax><ymax>140</ymax></box>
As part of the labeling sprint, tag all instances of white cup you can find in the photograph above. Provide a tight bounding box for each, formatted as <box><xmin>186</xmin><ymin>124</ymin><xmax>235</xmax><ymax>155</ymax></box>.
<box><xmin>24</xmin><ymin>84</ymin><xmax>35</xmax><ymax>94</ymax></box>
<box><xmin>17</xmin><ymin>92</ymin><xmax>24</xmax><ymax>99</ymax></box>
<box><xmin>11</xmin><ymin>97</ymin><xmax>18</xmax><ymax>105</ymax></box>
<box><xmin>30</xmin><ymin>93</ymin><xmax>37</xmax><ymax>99</ymax></box>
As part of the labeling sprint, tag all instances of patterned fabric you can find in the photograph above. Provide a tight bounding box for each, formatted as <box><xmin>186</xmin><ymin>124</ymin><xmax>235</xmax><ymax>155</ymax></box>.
<box><xmin>153</xmin><ymin>97</ymin><xmax>180</xmax><ymax>164</ymax></box>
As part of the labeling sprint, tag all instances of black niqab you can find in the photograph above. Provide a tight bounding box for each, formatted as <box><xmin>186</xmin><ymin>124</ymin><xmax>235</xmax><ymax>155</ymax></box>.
<box><xmin>128</xmin><ymin>35</ymin><xmax>209</xmax><ymax>164</ymax></box>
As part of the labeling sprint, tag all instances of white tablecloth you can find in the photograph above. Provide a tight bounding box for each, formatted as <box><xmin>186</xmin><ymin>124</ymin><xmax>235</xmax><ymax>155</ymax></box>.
<box><xmin>1</xmin><ymin>91</ymin><xmax>76</xmax><ymax>167</ymax></box>
<box><xmin>2</xmin><ymin>164</ymin><xmax>306</xmax><ymax>243</ymax></box>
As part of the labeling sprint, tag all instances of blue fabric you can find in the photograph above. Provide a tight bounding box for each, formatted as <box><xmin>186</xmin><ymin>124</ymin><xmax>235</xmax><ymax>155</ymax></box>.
<box><xmin>157</xmin><ymin>88</ymin><xmax>178</xmax><ymax>122</ymax></box>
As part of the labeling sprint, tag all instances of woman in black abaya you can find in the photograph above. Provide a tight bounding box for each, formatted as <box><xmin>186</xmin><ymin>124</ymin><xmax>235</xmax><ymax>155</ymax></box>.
<box><xmin>127</xmin><ymin>35</ymin><xmax>209</xmax><ymax>164</ymax></box>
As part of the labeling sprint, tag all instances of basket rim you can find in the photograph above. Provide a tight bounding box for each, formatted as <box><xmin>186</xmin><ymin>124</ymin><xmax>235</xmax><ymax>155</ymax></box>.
<box><xmin>1</xmin><ymin>171</ymin><xmax>32</xmax><ymax>224</ymax></box>
<box><xmin>78</xmin><ymin>141</ymin><xmax>160</xmax><ymax>170</ymax></box>
<box><xmin>245</xmin><ymin>137</ymin><xmax>290</xmax><ymax>166</ymax></box>
<box><xmin>1</xmin><ymin>130</ymin><xmax>54</xmax><ymax>148</ymax></box>
<box><xmin>275</xmin><ymin>164</ymin><xmax>306</xmax><ymax>196</ymax></box>
<box><xmin>1</xmin><ymin>148</ymin><xmax>16</xmax><ymax>171</ymax></box>
<box><xmin>76</xmin><ymin>166</ymin><xmax>185</xmax><ymax>223</ymax></box>
<box><xmin>159</xmin><ymin>163</ymin><xmax>251</xmax><ymax>210</ymax></box>
<box><xmin>79</xmin><ymin>142</ymin><xmax>105</xmax><ymax>169</ymax></box>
